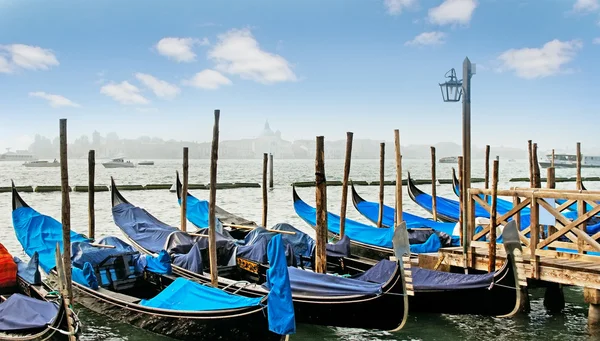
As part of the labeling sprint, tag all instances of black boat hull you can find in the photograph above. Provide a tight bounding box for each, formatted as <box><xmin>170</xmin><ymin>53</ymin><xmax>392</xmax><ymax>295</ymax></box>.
<box><xmin>46</xmin><ymin>273</ymin><xmax>282</xmax><ymax>341</ymax></box>
<box><xmin>0</xmin><ymin>277</ymin><xmax>72</xmax><ymax>341</ymax></box>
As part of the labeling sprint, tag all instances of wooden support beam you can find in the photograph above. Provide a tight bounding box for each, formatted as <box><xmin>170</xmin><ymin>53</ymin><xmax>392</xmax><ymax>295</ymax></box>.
<box><xmin>88</xmin><ymin>150</ymin><xmax>95</xmax><ymax>240</ymax></box>
<box><xmin>262</xmin><ymin>153</ymin><xmax>268</xmax><ymax>227</ymax></box>
<box><xmin>533</xmin><ymin>143</ymin><xmax>541</xmax><ymax>188</ymax></box>
<box><xmin>269</xmin><ymin>153</ymin><xmax>274</xmax><ymax>189</ymax></box>
<box><xmin>431</xmin><ymin>146</ymin><xmax>437</xmax><ymax>221</ymax></box>
<box><xmin>488</xmin><ymin>159</ymin><xmax>499</xmax><ymax>273</ymax></box>
<box><xmin>377</xmin><ymin>142</ymin><xmax>385</xmax><ymax>227</ymax></box>
<box><xmin>394</xmin><ymin>130</ymin><xmax>403</xmax><ymax>225</ymax></box>
<box><xmin>59</xmin><ymin>119</ymin><xmax>77</xmax><ymax>341</ymax></box>
<box><xmin>528</xmin><ymin>140</ymin><xmax>534</xmax><ymax>188</ymax></box>
<box><xmin>484</xmin><ymin>145</ymin><xmax>490</xmax><ymax>202</ymax></box>
<box><xmin>339</xmin><ymin>132</ymin><xmax>353</xmax><ymax>238</ymax></box>
<box><xmin>208</xmin><ymin>110</ymin><xmax>220</xmax><ymax>287</ymax></box>
<box><xmin>315</xmin><ymin>136</ymin><xmax>328</xmax><ymax>273</ymax></box>
<box><xmin>181</xmin><ymin>147</ymin><xmax>189</xmax><ymax>232</ymax></box>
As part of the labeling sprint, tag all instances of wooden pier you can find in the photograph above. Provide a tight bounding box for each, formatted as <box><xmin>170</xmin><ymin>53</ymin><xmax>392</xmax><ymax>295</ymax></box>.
<box><xmin>415</xmin><ymin>177</ymin><xmax>600</xmax><ymax>326</ymax></box>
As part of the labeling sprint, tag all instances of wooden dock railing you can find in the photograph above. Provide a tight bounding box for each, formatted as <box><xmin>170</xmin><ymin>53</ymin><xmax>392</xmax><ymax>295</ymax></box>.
<box><xmin>465</xmin><ymin>187</ymin><xmax>600</xmax><ymax>279</ymax></box>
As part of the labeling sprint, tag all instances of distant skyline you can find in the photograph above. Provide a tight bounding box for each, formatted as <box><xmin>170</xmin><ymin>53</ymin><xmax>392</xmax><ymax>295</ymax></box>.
<box><xmin>0</xmin><ymin>0</ymin><xmax>598</xmax><ymax>152</ymax></box>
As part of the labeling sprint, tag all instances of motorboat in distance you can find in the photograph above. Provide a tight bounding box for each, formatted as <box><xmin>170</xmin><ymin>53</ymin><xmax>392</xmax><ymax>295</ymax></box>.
<box><xmin>102</xmin><ymin>158</ymin><xmax>135</xmax><ymax>168</ymax></box>
<box><xmin>138</xmin><ymin>160</ymin><xmax>154</xmax><ymax>166</ymax></box>
<box><xmin>23</xmin><ymin>160</ymin><xmax>60</xmax><ymax>168</ymax></box>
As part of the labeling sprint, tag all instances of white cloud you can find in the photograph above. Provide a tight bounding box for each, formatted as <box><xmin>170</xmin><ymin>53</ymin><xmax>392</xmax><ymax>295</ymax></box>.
<box><xmin>135</xmin><ymin>73</ymin><xmax>180</xmax><ymax>99</ymax></box>
<box><xmin>405</xmin><ymin>31</ymin><xmax>446</xmax><ymax>46</ymax></box>
<box><xmin>0</xmin><ymin>44</ymin><xmax>59</xmax><ymax>73</ymax></box>
<box><xmin>384</xmin><ymin>0</ymin><xmax>417</xmax><ymax>15</ymax></box>
<box><xmin>428</xmin><ymin>0</ymin><xmax>478</xmax><ymax>25</ymax></box>
<box><xmin>155</xmin><ymin>37</ymin><xmax>209</xmax><ymax>62</ymax></box>
<box><xmin>100</xmin><ymin>81</ymin><xmax>149</xmax><ymax>105</ymax></box>
<box><xmin>208</xmin><ymin>28</ymin><xmax>297</xmax><ymax>84</ymax></box>
<box><xmin>496</xmin><ymin>39</ymin><xmax>583</xmax><ymax>79</ymax></box>
<box><xmin>29</xmin><ymin>92</ymin><xmax>80</xmax><ymax>108</ymax></box>
<box><xmin>183</xmin><ymin>69</ymin><xmax>232</xmax><ymax>90</ymax></box>
<box><xmin>594</xmin><ymin>37</ymin><xmax>600</xmax><ymax>44</ymax></box>
<box><xmin>573</xmin><ymin>0</ymin><xmax>599</xmax><ymax>12</ymax></box>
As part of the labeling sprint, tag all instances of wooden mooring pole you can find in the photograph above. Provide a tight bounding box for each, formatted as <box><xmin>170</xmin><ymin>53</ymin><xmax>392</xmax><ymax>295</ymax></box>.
<box><xmin>208</xmin><ymin>110</ymin><xmax>220</xmax><ymax>287</ymax></box>
<box><xmin>269</xmin><ymin>153</ymin><xmax>274</xmax><ymax>189</ymax></box>
<box><xmin>88</xmin><ymin>150</ymin><xmax>95</xmax><ymax>240</ymax></box>
<box><xmin>181</xmin><ymin>147</ymin><xmax>189</xmax><ymax>232</ymax></box>
<box><xmin>394</xmin><ymin>130</ymin><xmax>403</xmax><ymax>225</ymax></box>
<box><xmin>576</xmin><ymin>142</ymin><xmax>582</xmax><ymax>190</ymax></box>
<box><xmin>457</xmin><ymin>156</ymin><xmax>467</xmax><ymax>271</ymax></box>
<box><xmin>431</xmin><ymin>146</ymin><xmax>437</xmax><ymax>221</ymax></box>
<box><xmin>59</xmin><ymin>119</ymin><xmax>77</xmax><ymax>341</ymax></box>
<box><xmin>488</xmin><ymin>159</ymin><xmax>498</xmax><ymax>273</ymax></box>
<box><xmin>339</xmin><ymin>132</ymin><xmax>353</xmax><ymax>238</ymax></box>
<box><xmin>543</xmin><ymin>164</ymin><xmax>565</xmax><ymax>313</ymax></box>
<box><xmin>533</xmin><ymin>143</ymin><xmax>541</xmax><ymax>188</ymax></box>
<box><xmin>484</xmin><ymin>145</ymin><xmax>490</xmax><ymax>202</ymax></box>
<box><xmin>551</xmin><ymin>149</ymin><xmax>555</xmax><ymax>168</ymax></box>
<box><xmin>315</xmin><ymin>136</ymin><xmax>328</xmax><ymax>273</ymax></box>
<box><xmin>262</xmin><ymin>153</ymin><xmax>268</xmax><ymax>227</ymax></box>
<box><xmin>377</xmin><ymin>142</ymin><xmax>385</xmax><ymax>228</ymax></box>
<box><xmin>528</xmin><ymin>140</ymin><xmax>534</xmax><ymax>188</ymax></box>
<box><xmin>576</xmin><ymin>142</ymin><xmax>586</xmax><ymax>253</ymax></box>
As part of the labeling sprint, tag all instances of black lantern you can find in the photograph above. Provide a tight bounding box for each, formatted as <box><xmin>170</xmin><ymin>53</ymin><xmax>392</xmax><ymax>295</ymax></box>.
<box><xmin>439</xmin><ymin>68</ymin><xmax>463</xmax><ymax>102</ymax></box>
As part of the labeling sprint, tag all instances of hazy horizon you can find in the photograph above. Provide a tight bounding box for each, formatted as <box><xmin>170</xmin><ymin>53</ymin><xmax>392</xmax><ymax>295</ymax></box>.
<box><xmin>1</xmin><ymin>0</ymin><xmax>597</xmax><ymax>153</ymax></box>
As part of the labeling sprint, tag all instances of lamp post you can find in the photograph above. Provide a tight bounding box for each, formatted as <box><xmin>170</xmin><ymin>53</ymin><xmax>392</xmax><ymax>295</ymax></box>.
<box><xmin>439</xmin><ymin>58</ymin><xmax>475</xmax><ymax>270</ymax></box>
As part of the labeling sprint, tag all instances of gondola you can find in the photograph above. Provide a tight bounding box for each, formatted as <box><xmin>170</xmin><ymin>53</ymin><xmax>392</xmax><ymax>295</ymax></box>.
<box><xmin>111</xmin><ymin>178</ymin><xmax>410</xmax><ymax>331</ymax></box>
<box><xmin>451</xmin><ymin>168</ymin><xmax>526</xmax><ymax>215</ymax></box>
<box><xmin>175</xmin><ymin>171</ymin><xmax>253</xmax><ymax>240</ymax></box>
<box><xmin>350</xmin><ymin>182</ymin><xmax>458</xmax><ymax>237</ymax></box>
<box><xmin>293</xmin><ymin>186</ymin><xmax>451</xmax><ymax>260</ymax></box>
<box><xmin>10</xmin><ymin>184</ymin><xmax>291</xmax><ymax>341</ymax></box>
<box><xmin>0</xmin><ymin>245</ymin><xmax>79</xmax><ymax>341</ymax></box>
<box><xmin>292</xmin><ymin>186</ymin><xmax>526</xmax><ymax>317</ymax></box>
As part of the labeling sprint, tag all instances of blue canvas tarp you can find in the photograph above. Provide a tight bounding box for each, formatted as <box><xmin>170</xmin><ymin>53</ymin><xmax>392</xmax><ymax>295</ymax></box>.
<box><xmin>12</xmin><ymin>206</ymin><xmax>89</xmax><ymax>273</ymax></box>
<box><xmin>139</xmin><ymin>277</ymin><xmax>264</xmax><ymax>311</ymax></box>
<box><xmin>13</xmin><ymin>253</ymin><xmax>41</xmax><ymax>285</ymax></box>
<box><xmin>72</xmin><ymin>262</ymin><xmax>99</xmax><ymax>289</ymax></box>
<box><xmin>112</xmin><ymin>202</ymin><xmax>179</xmax><ymax>253</ymax></box>
<box><xmin>354</xmin><ymin>197</ymin><xmax>457</xmax><ymax>237</ymax></box>
<box><xmin>411</xmin><ymin>267</ymin><xmax>495</xmax><ymax>291</ymax></box>
<box><xmin>265</xmin><ymin>234</ymin><xmax>295</xmax><ymax>335</ymax></box>
<box><xmin>0</xmin><ymin>294</ymin><xmax>59</xmax><ymax>331</ymax></box>
<box><xmin>294</xmin><ymin>195</ymin><xmax>444</xmax><ymax>253</ymax></box>
<box><xmin>283</xmin><ymin>266</ymin><xmax>385</xmax><ymax>297</ymax></box>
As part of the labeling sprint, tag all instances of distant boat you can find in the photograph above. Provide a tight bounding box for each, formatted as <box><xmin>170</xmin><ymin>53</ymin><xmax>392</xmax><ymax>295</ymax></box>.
<box><xmin>102</xmin><ymin>158</ymin><xmax>135</xmax><ymax>168</ymax></box>
<box><xmin>0</xmin><ymin>148</ymin><xmax>37</xmax><ymax>162</ymax></box>
<box><xmin>23</xmin><ymin>160</ymin><xmax>60</xmax><ymax>168</ymax></box>
<box><xmin>539</xmin><ymin>153</ymin><xmax>600</xmax><ymax>169</ymax></box>
<box><xmin>438</xmin><ymin>156</ymin><xmax>458</xmax><ymax>164</ymax></box>
<box><xmin>138</xmin><ymin>160</ymin><xmax>154</xmax><ymax>166</ymax></box>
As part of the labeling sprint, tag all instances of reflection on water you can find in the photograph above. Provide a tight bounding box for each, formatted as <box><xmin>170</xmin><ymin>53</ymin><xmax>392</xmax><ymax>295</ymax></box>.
<box><xmin>1</xmin><ymin>158</ymin><xmax>598</xmax><ymax>340</ymax></box>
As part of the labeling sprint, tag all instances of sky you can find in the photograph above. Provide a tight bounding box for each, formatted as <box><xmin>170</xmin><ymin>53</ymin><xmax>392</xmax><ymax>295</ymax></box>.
<box><xmin>0</xmin><ymin>0</ymin><xmax>598</xmax><ymax>153</ymax></box>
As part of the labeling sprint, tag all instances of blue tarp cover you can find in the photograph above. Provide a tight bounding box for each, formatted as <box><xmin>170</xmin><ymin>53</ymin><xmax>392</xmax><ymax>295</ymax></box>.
<box><xmin>12</xmin><ymin>207</ymin><xmax>89</xmax><ymax>273</ymax></box>
<box><xmin>112</xmin><ymin>203</ymin><xmax>179</xmax><ymax>253</ymax></box>
<box><xmin>412</xmin><ymin>267</ymin><xmax>495</xmax><ymax>291</ymax></box>
<box><xmin>282</xmin><ymin>264</ymin><xmax>387</xmax><ymax>297</ymax></box>
<box><xmin>139</xmin><ymin>277</ymin><xmax>264</xmax><ymax>311</ymax></box>
<box><xmin>294</xmin><ymin>195</ymin><xmax>443</xmax><ymax>253</ymax></box>
<box><xmin>72</xmin><ymin>262</ymin><xmax>99</xmax><ymax>289</ymax></box>
<box><xmin>294</xmin><ymin>196</ymin><xmax>395</xmax><ymax>248</ymax></box>
<box><xmin>13</xmin><ymin>253</ymin><xmax>41</xmax><ymax>285</ymax></box>
<box><xmin>0</xmin><ymin>294</ymin><xmax>59</xmax><ymax>331</ymax></box>
<box><xmin>265</xmin><ymin>234</ymin><xmax>296</xmax><ymax>335</ymax></box>
<box><xmin>354</xmin><ymin>198</ymin><xmax>457</xmax><ymax>236</ymax></box>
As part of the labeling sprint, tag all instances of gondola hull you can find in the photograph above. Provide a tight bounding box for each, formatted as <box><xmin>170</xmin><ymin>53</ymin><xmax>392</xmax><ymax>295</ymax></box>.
<box><xmin>0</xmin><ymin>277</ymin><xmax>71</xmax><ymax>341</ymax></box>
<box><xmin>111</xmin><ymin>177</ymin><xmax>409</xmax><ymax>332</ymax></box>
<box><xmin>45</xmin><ymin>270</ymin><xmax>282</xmax><ymax>341</ymax></box>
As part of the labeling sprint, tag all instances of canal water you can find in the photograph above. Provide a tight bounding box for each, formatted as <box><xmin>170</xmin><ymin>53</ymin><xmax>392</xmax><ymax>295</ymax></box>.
<box><xmin>0</xmin><ymin>158</ymin><xmax>596</xmax><ymax>340</ymax></box>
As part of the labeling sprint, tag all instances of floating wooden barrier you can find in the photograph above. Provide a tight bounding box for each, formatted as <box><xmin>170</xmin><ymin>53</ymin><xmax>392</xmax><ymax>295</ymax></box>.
<box><xmin>74</xmin><ymin>185</ymin><xmax>110</xmax><ymax>192</ymax></box>
<box><xmin>292</xmin><ymin>178</ymin><xmax>485</xmax><ymax>187</ymax></box>
<box><xmin>509</xmin><ymin>177</ymin><xmax>600</xmax><ymax>183</ymax></box>
<box><xmin>35</xmin><ymin>185</ymin><xmax>72</xmax><ymax>193</ymax></box>
<box><xmin>144</xmin><ymin>184</ymin><xmax>172</xmax><ymax>190</ymax></box>
<box><xmin>0</xmin><ymin>186</ymin><xmax>33</xmax><ymax>193</ymax></box>
<box><xmin>115</xmin><ymin>185</ymin><xmax>144</xmax><ymax>191</ymax></box>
